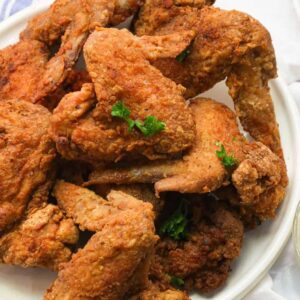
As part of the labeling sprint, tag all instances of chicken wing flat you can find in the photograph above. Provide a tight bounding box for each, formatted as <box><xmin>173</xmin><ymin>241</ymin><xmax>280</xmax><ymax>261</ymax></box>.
<box><xmin>86</xmin><ymin>98</ymin><xmax>246</xmax><ymax>194</ymax></box>
<box><xmin>50</xmin><ymin>28</ymin><xmax>196</xmax><ymax>163</ymax></box>
<box><xmin>134</xmin><ymin>3</ymin><xmax>282</xmax><ymax>157</ymax></box>
<box><xmin>0</xmin><ymin>204</ymin><xmax>78</xmax><ymax>270</ymax></box>
<box><xmin>0</xmin><ymin>99</ymin><xmax>56</xmax><ymax>231</ymax></box>
<box><xmin>46</xmin><ymin>182</ymin><xmax>157</xmax><ymax>300</ymax></box>
<box><xmin>151</xmin><ymin>197</ymin><xmax>244</xmax><ymax>293</ymax></box>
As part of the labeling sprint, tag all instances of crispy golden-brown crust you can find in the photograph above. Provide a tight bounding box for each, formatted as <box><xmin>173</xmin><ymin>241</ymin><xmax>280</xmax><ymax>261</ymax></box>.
<box><xmin>231</xmin><ymin>142</ymin><xmax>288</xmax><ymax>221</ymax></box>
<box><xmin>135</xmin><ymin>4</ymin><xmax>282</xmax><ymax>157</ymax></box>
<box><xmin>151</xmin><ymin>198</ymin><xmax>244</xmax><ymax>293</ymax></box>
<box><xmin>130</xmin><ymin>283</ymin><xmax>190</xmax><ymax>300</ymax></box>
<box><xmin>0</xmin><ymin>41</ymin><xmax>49</xmax><ymax>103</ymax></box>
<box><xmin>45</xmin><ymin>184</ymin><xmax>157</xmax><ymax>300</ymax></box>
<box><xmin>0</xmin><ymin>99</ymin><xmax>56</xmax><ymax>231</ymax></box>
<box><xmin>0</xmin><ymin>204</ymin><xmax>78</xmax><ymax>270</ymax></box>
<box><xmin>50</xmin><ymin>28</ymin><xmax>196</xmax><ymax>163</ymax></box>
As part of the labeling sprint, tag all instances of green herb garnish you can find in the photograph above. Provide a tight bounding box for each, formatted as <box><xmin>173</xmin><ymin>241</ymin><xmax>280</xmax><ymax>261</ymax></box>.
<box><xmin>111</xmin><ymin>101</ymin><xmax>135</xmax><ymax>130</ymax></box>
<box><xmin>111</xmin><ymin>101</ymin><xmax>165</xmax><ymax>136</ymax></box>
<box><xmin>216</xmin><ymin>142</ymin><xmax>237</xmax><ymax>168</ymax></box>
<box><xmin>176</xmin><ymin>41</ymin><xmax>193</xmax><ymax>63</ymax></box>
<box><xmin>170</xmin><ymin>276</ymin><xmax>185</xmax><ymax>289</ymax></box>
<box><xmin>159</xmin><ymin>201</ymin><xmax>188</xmax><ymax>240</ymax></box>
<box><xmin>135</xmin><ymin>116</ymin><xmax>165</xmax><ymax>136</ymax></box>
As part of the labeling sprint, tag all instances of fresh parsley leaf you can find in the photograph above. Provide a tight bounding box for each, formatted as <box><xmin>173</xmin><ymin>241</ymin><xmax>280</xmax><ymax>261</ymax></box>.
<box><xmin>111</xmin><ymin>101</ymin><xmax>130</xmax><ymax>119</ymax></box>
<box><xmin>170</xmin><ymin>276</ymin><xmax>185</xmax><ymax>289</ymax></box>
<box><xmin>111</xmin><ymin>101</ymin><xmax>165</xmax><ymax>136</ymax></box>
<box><xmin>135</xmin><ymin>116</ymin><xmax>166</xmax><ymax>136</ymax></box>
<box><xmin>176</xmin><ymin>41</ymin><xmax>194</xmax><ymax>63</ymax></box>
<box><xmin>216</xmin><ymin>142</ymin><xmax>237</xmax><ymax>168</ymax></box>
<box><xmin>159</xmin><ymin>201</ymin><xmax>188</xmax><ymax>240</ymax></box>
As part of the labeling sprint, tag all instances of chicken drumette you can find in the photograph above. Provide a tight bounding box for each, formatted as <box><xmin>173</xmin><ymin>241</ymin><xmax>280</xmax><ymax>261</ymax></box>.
<box><xmin>134</xmin><ymin>2</ymin><xmax>282</xmax><ymax>157</ymax></box>
<box><xmin>50</xmin><ymin>28</ymin><xmax>196</xmax><ymax>163</ymax></box>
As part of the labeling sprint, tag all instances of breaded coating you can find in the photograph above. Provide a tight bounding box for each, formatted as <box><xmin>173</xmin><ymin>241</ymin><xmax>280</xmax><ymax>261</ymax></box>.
<box><xmin>135</xmin><ymin>4</ymin><xmax>282</xmax><ymax>157</ymax></box>
<box><xmin>151</xmin><ymin>198</ymin><xmax>244</xmax><ymax>293</ymax></box>
<box><xmin>113</xmin><ymin>184</ymin><xmax>164</xmax><ymax>217</ymax></box>
<box><xmin>46</xmin><ymin>184</ymin><xmax>157</xmax><ymax>300</ymax></box>
<box><xmin>0</xmin><ymin>99</ymin><xmax>56</xmax><ymax>231</ymax></box>
<box><xmin>86</xmin><ymin>98</ymin><xmax>246</xmax><ymax>194</ymax></box>
<box><xmin>50</xmin><ymin>28</ymin><xmax>196</xmax><ymax>163</ymax></box>
<box><xmin>54</xmin><ymin>180</ymin><xmax>162</xmax><ymax>230</ymax></box>
<box><xmin>130</xmin><ymin>283</ymin><xmax>190</xmax><ymax>300</ymax></box>
<box><xmin>232</xmin><ymin>142</ymin><xmax>288</xmax><ymax>221</ymax></box>
<box><xmin>0</xmin><ymin>204</ymin><xmax>78</xmax><ymax>270</ymax></box>
<box><xmin>0</xmin><ymin>41</ymin><xmax>49</xmax><ymax>103</ymax></box>
<box><xmin>90</xmin><ymin>182</ymin><xmax>165</xmax><ymax>217</ymax></box>
<box><xmin>42</xmin><ymin>69</ymin><xmax>92</xmax><ymax>111</ymax></box>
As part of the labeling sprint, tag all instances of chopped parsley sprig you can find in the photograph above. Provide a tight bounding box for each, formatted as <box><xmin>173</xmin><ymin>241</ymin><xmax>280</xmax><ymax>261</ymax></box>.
<box><xmin>111</xmin><ymin>101</ymin><xmax>165</xmax><ymax>136</ymax></box>
<box><xmin>216</xmin><ymin>142</ymin><xmax>237</xmax><ymax>168</ymax></box>
<box><xmin>170</xmin><ymin>276</ymin><xmax>185</xmax><ymax>289</ymax></box>
<box><xmin>159</xmin><ymin>201</ymin><xmax>189</xmax><ymax>240</ymax></box>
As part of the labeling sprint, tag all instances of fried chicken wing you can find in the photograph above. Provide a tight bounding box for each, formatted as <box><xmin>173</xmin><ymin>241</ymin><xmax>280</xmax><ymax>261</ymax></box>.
<box><xmin>134</xmin><ymin>4</ymin><xmax>282</xmax><ymax>157</ymax></box>
<box><xmin>0</xmin><ymin>0</ymin><xmax>143</xmax><ymax>104</ymax></box>
<box><xmin>50</xmin><ymin>28</ymin><xmax>196</xmax><ymax>163</ymax></box>
<box><xmin>86</xmin><ymin>98</ymin><xmax>246</xmax><ymax>194</ymax></box>
<box><xmin>46</xmin><ymin>182</ymin><xmax>157</xmax><ymax>300</ymax></box>
<box><xmin>151</xmin><ymin>197</ymin><xmax>243</xmax><ymax>293</ymax></box>
<box><xmin>0</xmin><ymin>204</ymin><xmax>78</xmax><ymax>270</ymax></box>
<box><xmin>0</xmin><ymin>99</ymin><xmax>56</xmax><ymax>231</ymax></box>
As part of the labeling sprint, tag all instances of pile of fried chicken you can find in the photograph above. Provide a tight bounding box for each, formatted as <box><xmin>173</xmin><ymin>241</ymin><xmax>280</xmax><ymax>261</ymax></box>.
<box><xmin>0</xmin><ymin>0</ymin><xmax>288</xmax><ymax>299</ymax></box>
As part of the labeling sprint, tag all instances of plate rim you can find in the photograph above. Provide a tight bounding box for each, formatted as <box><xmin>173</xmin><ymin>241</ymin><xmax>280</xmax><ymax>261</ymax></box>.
<box><xmin>1</xmin><ymin>4</ymin><xmax>300</xmax><ymax>300</ymax></box>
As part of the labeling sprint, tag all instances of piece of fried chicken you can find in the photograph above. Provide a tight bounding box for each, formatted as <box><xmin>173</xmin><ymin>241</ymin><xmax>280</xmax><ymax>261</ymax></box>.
<box><xmin>50</xmin><ymin>28</ymin><xmax>196</xmax><ymax>163</ymax></box>
<box><xmin>0</xmin><ymin>0</ymin><xmax>143</xmax><ymax>104</ymax></box>
<box><xmin>0</xmin><ymin>99</ymin><xmax>56</xmax><ymax>231</ymax></box>
<box><xmin>0</xmin><ymin>204</ymin><xmax>78</xmax><ymax>270</ymax></box>
<box><xmin>134</xmin><ymin>3</ymin><xmax>282</xmax><ymax>157</ymax></box>
<box><xmin>45</xmin><ymin>181</ymin><xmax>158</xmax><ymax>299</ymax></box>
<box><xmin>151</xmin><ymin>196</ymin><xmax>244</xmax><ymax>293</ymax></box>
<box><xmin>86</xmin><ymin>98</ymin><xmax>288</xmax><ymax>220</ymax></box>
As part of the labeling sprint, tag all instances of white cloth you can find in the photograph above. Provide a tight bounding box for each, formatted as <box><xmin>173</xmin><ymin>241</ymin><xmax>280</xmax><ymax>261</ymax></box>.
<box><xmin>1</xmin><ymin>0</ymin><xmax>300</xmax><ymax>299</ymax></box>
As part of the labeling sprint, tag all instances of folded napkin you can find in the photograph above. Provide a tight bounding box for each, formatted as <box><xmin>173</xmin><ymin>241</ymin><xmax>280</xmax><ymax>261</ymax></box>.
<box><xmin>1</xmin><ymin>0</ymin><xmax>300</xmax><ymax>299</ymax></box>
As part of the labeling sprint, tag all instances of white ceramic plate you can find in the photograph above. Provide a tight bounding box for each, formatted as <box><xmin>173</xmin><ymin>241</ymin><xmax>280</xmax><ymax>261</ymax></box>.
<box><xmin>1</xmin><ymin>4</ymin><xmax>300</xmax><ymax>300</ymax></box>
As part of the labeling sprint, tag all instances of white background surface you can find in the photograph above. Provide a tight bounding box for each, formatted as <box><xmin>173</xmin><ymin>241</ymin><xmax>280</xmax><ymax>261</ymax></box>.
<box><xmin>0</xmin><ymin>1</ymin><xmax>300</xmax><ymax>299</ymax></box>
